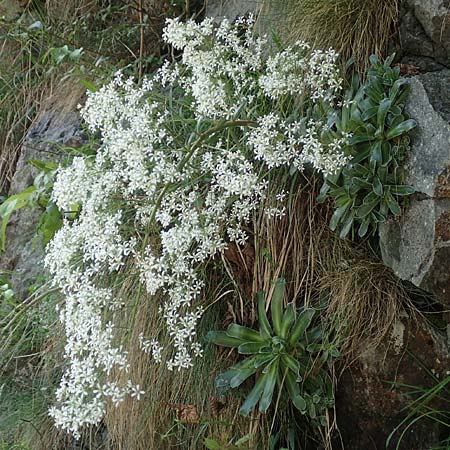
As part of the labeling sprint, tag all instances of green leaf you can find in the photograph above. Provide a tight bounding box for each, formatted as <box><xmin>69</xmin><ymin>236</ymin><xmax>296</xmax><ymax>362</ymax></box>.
<box><xmin>339</xmin><ymin>214</ymin><xmax>354</xmax><ymax>238</ymax></box>
<box><xmin>254</xmin><ymin>354</ymin><xmax>275</xmax><ymax>368</ymax></box>
<box><xmin>79</xmin><ymin>78</ymin><xmax>98</xmax><ymax>92</ymax></box>
<box><xmin>239</xmin><ymin>372</ymin><xmax>268</xmax><ymax>416</ymax></box>
<box><xmin>305</xmin><ymin>327</ymin><xmax>322</xmax><ymax>344</ymax></box>
<box><xmin>0</xmin><ymin>186</ymin><xmax>37</xmax><ymax>252</ymax></box>
<box><xmin>271</xmin><ymin>278</ymin><xmax>286</xmax><ymax>336</ymax></box>
<box><xmin>352</xmin><ymin>177</ymin><xmax>372</xmax><ymax>189</ymax></box>
<box><xmin>226</xmin><ymin>324</ymin><xmax>265</xmax><ymax>342</ymax></box>
<box><xmin>361</xmin><ymin>106</ymin><xmax>378</xmax><ymax>121</ymax></box>
<box><xmin>317</xmin><ymin>182</ymin><xmax>330</xmax><ymax>203</ymax></box>
<box><xmin>373</xmin><ymin>176</ymin><xmax>383</xmax><ymax>196</ymax></box>
<box><xmin>285</xmin><ymin>370</ymin><xmax>307</xmax><ymax>412</ymax></box>
<box><xmin>38</xmin><ymin>202</ymin><xmax>63</xmax><ymax>246</ymax></box>
<box><xmin>235</xmin><ymin>435</ymin><xmax>252</xmax><ymax>446</ymax></box>
<box><xmin>390</xmin><ymin>185</ymin><xmax>415</xmax><ymax>196</ymax></box>
<box><xmin>363</xmin><ymin>191</ymin><xmax>379</xmax><ymax>204</ymax></box>
<box><xmin>259</xmin><ymin>358</ymin><xmax>279</xmax><ymax>412</ymax></box>
<box><xmin>215</xmin><ymin>357</ymin><xmax>258</xmax><ymax>393</ymax></box>
<box><xmin>349</xmin><ymin>133</ymin><xmax>373</xmax><ymax>145</ymax></box>
<box><xmin>281</xmin><ymin>353</ymin><xmax>301</xmax><ymax>377</ymax></box>
<box><xmin>355</xmin><ymin>202</ymin><xmax>377</xmax><ymax>219</ymax></box>
<box><xmin>369</xmin><ymin>54</ymin><xmax>380</xmax><ymax>66</ymax></box>
<box><xmin>370</xmin><ymin>141</ymin><xmax>382</xmax><ymax>164</ymax></box>
<box><xmin>238</xmin><ymin>341</ymin><xmax>266</xmax><ymax>355</ymax></box>
<box><xmin>389</xmin><ymin>78</ymin><xmax>407</xmax><ymax>102</ymax></box>
<box><xmin>386</xmin><ymin>119</ymin><xmax>416</xmax><ymax>140</ymax></box>
<box><xmin>257</xmin><ymin>291</ymin><xmax>272</xmax><ymax>339</ymax></box>
<box><xmin>384</xmin><ymin>53</ymin><xmax>396</xmax><ymax>68</ymax></box>
<box><xmin>288</xmin><ymin>307</ymin><xmax>315</xmax><ymax>346</ymax></box>
<box><xmin>230</xmin><ymin>363</ymin><xmax>260</xmax><ymax>389</ymax></box>
<box><xmin>377</xmin><ymin>98</ymin><xmax>392</xmax><ymax>130</ymax></box>
<box><xmin>385</xmin><ymin>191</ymin><xmax>401</xmax><ymax>215</ymax></box>
<box><xmin>280</xmin><ymin>302</ymin><xmax>296</xmax><ymax>339</ymax></box>
<box><xmin>204</xmin><ymin>438</ymin><xmax>222</xmax><ymax>450</ymax></box>
<box><xmin>358</xmin><ymin>218</ymin><xmax>370</xmax><ymax>237</ymax></box>
<box><xmin>329</xmin><ymin>202</ymin><xmax>350</xmax><ymax>231</ymax></box>
<box><xmin>206</xmin><ymin>331</ymin><xmax>243</xmax><ymax>347</ymax></box>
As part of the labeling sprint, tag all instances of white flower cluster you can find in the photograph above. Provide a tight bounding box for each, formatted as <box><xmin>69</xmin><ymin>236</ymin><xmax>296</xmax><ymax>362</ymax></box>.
<box><xmin>247</xmin><ymin>114</ymin><xmax>349</xmax><ymax>176</ymax></box>
<box><xmin>259</xmin><ymin>42</ymin><xmax>342</xmax><ymax>102</ymax></box>
<box><xmin>45</xmin><ymin>15</ymin><xmax>347</xmax><ymax>437</ymax></box>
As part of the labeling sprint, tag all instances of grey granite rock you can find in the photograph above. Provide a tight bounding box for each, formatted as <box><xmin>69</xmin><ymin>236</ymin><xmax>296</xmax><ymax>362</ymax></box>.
<box><xmin>206</xmin><ymin>0</ymin><xmax>263</xmax><ymax>22</ymax></box>
<box><xmin>379</xmin><ymin>71</ymin><xmax>450</xmax><ymax>307</ymax></box>
<box><xmin>0</xmin><ymin>86</ymin><xmax>85</xmax><ymax>300</ymax></box>
<box><xmin>398</xmin><ymin>1</ymin><xmax>450</xmax><ymax>70</ymax></box>
<box><xmin>406</xmin><ymin>0</ymin><xmax>450</xmax><ymax>52</ymax></box>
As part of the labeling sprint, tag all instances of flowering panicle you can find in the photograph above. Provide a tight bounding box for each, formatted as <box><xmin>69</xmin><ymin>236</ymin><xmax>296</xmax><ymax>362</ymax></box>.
<box><xmin>45</xmin><ymin>15</ymin><xmax>347</xmax><ymax>437</ymax></box>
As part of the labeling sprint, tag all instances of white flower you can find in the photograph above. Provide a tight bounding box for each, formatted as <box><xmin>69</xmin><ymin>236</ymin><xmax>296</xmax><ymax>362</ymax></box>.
<box><xmin>45</xmin><ymin>15</ymin><xmax>346</xmax><ymax>437</ymax></box>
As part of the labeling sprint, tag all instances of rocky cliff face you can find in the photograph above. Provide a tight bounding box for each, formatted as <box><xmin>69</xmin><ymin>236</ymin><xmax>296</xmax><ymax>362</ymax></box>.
<box><xmin>0</xmin><ymin>85</ymin><xmax>85</xmax><ymax>300</ymax></box>
<box><xmin>2</xmin><ymin>2</ymin><xmax>450</xmax><ymax>449</ymax></box>
<box><xmin>380</xmin><ymin>71</ymin><xmax>450</xmax><ymax>309</ymax></box>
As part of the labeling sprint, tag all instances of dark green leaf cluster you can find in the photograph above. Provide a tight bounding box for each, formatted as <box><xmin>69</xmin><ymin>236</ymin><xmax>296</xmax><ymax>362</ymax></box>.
<box><xmin>206</xmin><ymin>279</ymin><xmax>336</xmax><ymax>423</ymax></box>
<box><xmin>318</xmin><ymin>54</ymin><xmax>416</xmax><ymax>238</ymax></box>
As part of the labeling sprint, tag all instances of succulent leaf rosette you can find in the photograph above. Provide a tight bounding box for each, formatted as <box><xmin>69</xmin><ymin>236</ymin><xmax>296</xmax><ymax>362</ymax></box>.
<box><xmin>318</xmin><ymin>54</ymin><xmax>416</xmax><ymax>238</ymax></box>
<box><xmin>207</xmin><ymin>279</ymin><xmax>335</xmax><ymax>421</ymax></box>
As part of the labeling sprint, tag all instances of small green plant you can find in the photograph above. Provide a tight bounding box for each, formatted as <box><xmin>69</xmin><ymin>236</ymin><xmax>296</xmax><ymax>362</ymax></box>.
<box><xmin>387</xmin><ymin>374</ymin><xmax>450</xmax><ymax>450</ymax></box>
<box><xmin>318</xmin><ymin>54</ymin><xmax>416</xmax><ymax>238</ymax></box>
<box><xmin>207</xmin><ymin>279</ymin><xmax>336</xmax><ymax>422</ymax></box>
<box><xmin>0</xmin><ymin>159</ymin><xmax>62</xmax><ymax>251</ymax></box>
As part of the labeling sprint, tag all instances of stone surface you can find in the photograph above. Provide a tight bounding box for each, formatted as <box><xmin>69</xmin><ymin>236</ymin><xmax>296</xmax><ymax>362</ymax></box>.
<box><xmin>406</xmin><ymin>0</ymin><xmax>450</xmax><ymax>52</ymax></box>
<box><xmin>380</xmin><ymin>71</ymin><xmax>450</xmax><ymax>307</ymax></box>
<box><xmin>398</xmin><ymin>1</ymin><xmax>450</xmax><ymax>70</ymax></box>
<box><xmin>206</xmin><ymin>0</ymin><xmax>263</xmax><ymax>21</ymax></box>
<box><xmin>334</xmin><ymin>320</ymin><xmax>450</xmax><ymax>450</ymax></box>
<box><xmin>0</xmin><ymin>85</ymin><xmax>85</xmax><ymax>300</ymax></box>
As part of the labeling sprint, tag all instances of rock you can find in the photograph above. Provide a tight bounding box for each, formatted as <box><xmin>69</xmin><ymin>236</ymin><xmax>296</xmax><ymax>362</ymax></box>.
<box><xmin>406</xmin><ymin>0</ymin><xmax>450</xmax><ymax>54</ymax></box>
<box><xmin>334</xmin><ymin>319</ymin><xmax>450</xmax><ymax>450</ymax></box>
<box><xmin>398</xmin><ymin>1</ymin><xmax>450</xmax><ymax>70</ymax></box>
<box><xmin>0</xmin><ymin>84</ymin><xmax>85</xmax><ymax>300</ymax></box>
<box><xmin>206</xmin><ymin>0</ymin><xmax>263</xmax><ymax>22</ymax></box>
<box><xmin>380</xmin><ymin>71</ymin><xmax>450</xmax><ymax>308</ymax></box>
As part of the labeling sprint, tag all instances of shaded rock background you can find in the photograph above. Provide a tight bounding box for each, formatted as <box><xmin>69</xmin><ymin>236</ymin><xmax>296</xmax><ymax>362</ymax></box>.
<box><xmin>0</xmin><ymin>84</ymin><xmax>85</xmax><ymax>300</ymax></box>
<box><xmin>379</xmin><ymin>71</ymin><xmax>450</xmax><ymax>309</ymax></box>
<box><xmin>206</xmin><ymin>0</ymin><xmax>261</xmax><ymax>21</ymax></box>
<box><xmin>334</xmin><ymin>319</ymin><xmax>449</xmax><ymax>450</ymax></box>
<box><xmin>398</xmin><ymin>0</ymin><xmax>450</xmax><ymax>72</ymax></box>
<box><xmin>0</xmin><ymin>1</ymin><xmax>449</xmax><ymax>449</ymax></box>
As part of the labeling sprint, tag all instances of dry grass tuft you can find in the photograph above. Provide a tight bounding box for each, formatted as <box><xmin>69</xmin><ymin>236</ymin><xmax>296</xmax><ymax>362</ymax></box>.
<box><xmin>103</xmin><ymin>269</ymin><xmax>266</xmax><ymax>450</ymax></box>
<box><xmin>269</xmin><ymin>0</ymin><xmax>399</xmax><ymax>71</ymax></box>
<box><xmin>318</xmin><ymin>253</ymin><xmax>415</xmax><ymax>359</ymax></box>
<box><xmin>230</xmin><ymin>174</ymin><xmax>414</xmax><ymax>360</ymax></box>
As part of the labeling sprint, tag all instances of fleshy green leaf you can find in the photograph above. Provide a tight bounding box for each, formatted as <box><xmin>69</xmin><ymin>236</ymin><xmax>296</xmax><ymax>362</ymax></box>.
<box><xmin>226</xmin><ymin>324</ymin><xmax>265</xmax><ymax>342</ymax></box>
<box><xmin>390</xmin><ymin>185</ymin><xmax>415</xmax><ymax>196</ymax></box>
<box><xmin>339</xmin><ymin>214</ymin><xmax>354</xmax><ymax>239</ymax></box>
<box><xmin>271</xmin><ymin>278</ymin><xmax>286</xmax><ymax>336</ymax></box>
<box><xmin>259</xmin><ymin>358</ymin><xmax>279</xmax><ymax>412</ymax></box>
<box><xmin>288</xmin><ymin>307</ymin><xmax>315</xmax><ymax>346</ymax></box>
<box><xmin>257</xmin><ymin>291</ymin><xmax>272</xmax><ymax>339</ymax></box>
<box><xmin>281</xmin><ymin>353</ymin><xmax>301</xmax><ymax>377</ymax></box>
<box><xmin>206</xmin><ymin>331</ymin><xmax>243</xmax><ymax>347</ymax></box>
<box><xmin>238</xmin><ymin>341</ymin><xmax>266</xmax><ymax>355</ymax></box>
<box><xmin>385</xmin><ymin>191</ymin><xmax>401</xmax><ymax>215</ymax></box>
<box><xmin>377</xmin><ymin>98</ymin><xmax>392</xmax><ymax>130</ymax></box>
<box><xmin>239</xmin><ymin>372</ymin><xmax>268</xmax><ymax>416</ymax></box>
<box><xmin>386</xmin><ymin>119</ymin><xmax>416</xmax><ymax>140</ymax></box>
<box><xmin>279</xmin><ymin>302</ymin><xmax>296</xmax><ymax>339</ymax></box>
<box><xmin>329</xmin><ymin>202</ymin><xmax>350</xmax><ymax>231</ymax></box>
<box><xmin>284</xmin><ymin>370</ymin><xmax>307</xmax><ymax>412</ymax></box>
